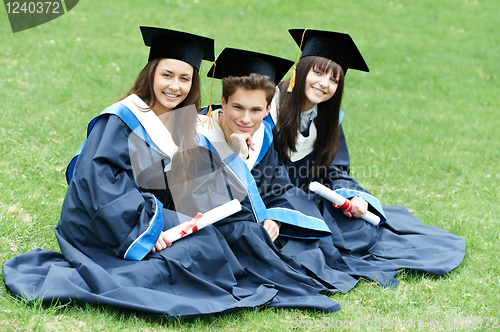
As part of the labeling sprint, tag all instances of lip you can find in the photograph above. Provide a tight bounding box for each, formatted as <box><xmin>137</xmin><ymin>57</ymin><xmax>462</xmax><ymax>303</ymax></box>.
<box><xmin>163</xmin><ymin>91</ymin><xmax>180</xmax><ymax>100</ymax></box>
<box><xmin>236</xmin><ymin>123</ymin><xmax>253</xmax><ymax>132</ymax></box>
<box><xmin>311</xmin><ymin>86</ymin><xmax>326</xmax><ymax>95</ymax></box>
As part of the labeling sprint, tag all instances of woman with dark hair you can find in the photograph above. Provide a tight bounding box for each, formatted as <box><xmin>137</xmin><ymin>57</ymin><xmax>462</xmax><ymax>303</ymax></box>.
<box><xmin>276</xmin><ymin>55</ymin><xmax>344</xmax><ymax>174</ymax></box>
<box><xmin>269</xmin><ymin>29</ymin><xmax>465</xmax><ymax>287</ymax></box>
<box><xmin>3</xmin><ymin>27</ymin><xmax>285</xmax><ymax>320</ymax></box>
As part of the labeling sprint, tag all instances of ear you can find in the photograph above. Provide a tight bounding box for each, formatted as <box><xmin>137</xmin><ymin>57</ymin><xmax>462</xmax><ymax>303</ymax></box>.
<box><xmin>265</xmin><ymin>103</ymin><xmax>271</xmax><ymax>117</ymax></box>
<box><xmin>221</xmin><ymin>96</ymin><xmax>226</xmax><ymax>110</ymax></box>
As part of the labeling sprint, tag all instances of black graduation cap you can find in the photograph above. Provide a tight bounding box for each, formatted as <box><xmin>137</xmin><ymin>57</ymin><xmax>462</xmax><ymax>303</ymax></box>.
<box><xmin>140</xmin><ymin>26</ymin><xmax>215</xmax><ymax>71</ymax></box>
<box><xmin>206</xmin><ymin>47</ymin><xmax>294</xmax><ymax>85</ymax></box>
<box><xmin>289</xmin><ymin>29</ymin><xmax>369</xmax><ymax>74</ymax></box>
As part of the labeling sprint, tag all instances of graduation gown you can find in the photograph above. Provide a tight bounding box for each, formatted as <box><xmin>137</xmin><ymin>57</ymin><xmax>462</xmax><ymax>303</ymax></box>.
<box><xmin>196</xmin><ymin>108</ymin><xmax>358</xmax><ymax>294</ymax></box>
<box><xmin>4</xmin><ymin>95</ymin><xmax>282</xmax><ymax>319</ymax></box>
<box><xmin>267</xmin><ymin>88</ymin><xmax>466</xmax><ymax>287</ymax></box>
<box><xmin>3</xmin><ymin>95</ymin><xmax>342</xmax><ymax>319</ymax></box>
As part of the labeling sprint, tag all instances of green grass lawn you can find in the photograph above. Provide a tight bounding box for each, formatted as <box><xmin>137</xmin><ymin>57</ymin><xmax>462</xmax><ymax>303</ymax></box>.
<box><xmin>1</xmin><ymin>0</ymin><xmax>499</xmax><ymax>330</ymax></box>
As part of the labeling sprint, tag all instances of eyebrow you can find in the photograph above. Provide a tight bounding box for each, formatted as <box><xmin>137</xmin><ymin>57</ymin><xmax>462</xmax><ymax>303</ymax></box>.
<box><xmin>231</xmin><ymin>102</ymin><xmax>264</xmax><ymax>110</ymax></box>
<box><xmin>159</xmin><ymin>69</ymin><xmax>192</xmax><ymax>77</ymax></box>
<box><xmin>314</xmin><ymin>67</ymin><xmax>339</xmax><ymax>80</ymax></box>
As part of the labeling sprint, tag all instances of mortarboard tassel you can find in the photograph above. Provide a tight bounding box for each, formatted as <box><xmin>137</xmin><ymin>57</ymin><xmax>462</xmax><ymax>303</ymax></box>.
<box><xmin>287</xmin><ymin>64</ymin><xmax>297</xmax><ymax>92</ymax></box>
<box><xmin>287</xmin><ymin>28</ymin><xmax>308</xmax><ymax>93</ymax></box>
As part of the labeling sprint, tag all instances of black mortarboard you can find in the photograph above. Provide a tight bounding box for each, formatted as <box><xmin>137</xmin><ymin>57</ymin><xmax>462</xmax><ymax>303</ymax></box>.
<box><xmin>206</xmin><ymin>47</ymin><xmax>294</xmax><ymax>85</ymax></box>
<box><xmin>140</xmin><ymin>26</ymin><xmax>215</xmax><ymax>71</ymax></box>
<box><xmin>289</xmin><ymin>29</ymin><xmax>369</xmax><ymax>74</ymax></box>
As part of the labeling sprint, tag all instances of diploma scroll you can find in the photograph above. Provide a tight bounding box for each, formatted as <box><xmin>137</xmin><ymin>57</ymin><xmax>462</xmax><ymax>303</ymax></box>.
<box><xmin>309</xmin><ymin>181</ymin><xmax>380</xmax><ymax>226</ymax></box>
<box><xmin>165</xmin><ymin>199</ymin><xmax>242</xmax><ymax>242</ymax></box>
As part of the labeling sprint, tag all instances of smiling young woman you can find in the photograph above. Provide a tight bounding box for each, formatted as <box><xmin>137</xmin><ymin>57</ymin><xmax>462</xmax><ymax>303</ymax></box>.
<box><xmin>269</xmin><ymin>28</ymin><xmax>465</xmax><ymax>287</ymax></box>
<box><xmin>275</xmin><ymin>54</ymin><xmax>345</xmax><ymax>170</ymax></box>
<box><xmin>4</xmin><ymin>26</ymin><xmax>292</xmax><ymax>320</ymax></box>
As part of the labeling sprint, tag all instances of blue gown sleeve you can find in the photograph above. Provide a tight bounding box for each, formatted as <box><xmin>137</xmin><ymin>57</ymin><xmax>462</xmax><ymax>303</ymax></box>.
<box><xmin>56</xmin><ymin>115</ymin><xmax>165</xmax><ymax>261</ymax></box>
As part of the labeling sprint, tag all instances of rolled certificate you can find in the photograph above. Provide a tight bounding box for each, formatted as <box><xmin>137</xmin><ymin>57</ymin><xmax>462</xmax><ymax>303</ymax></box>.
<box><xmin>164</xmin><ymin>199</ymin><xmax>242</xmax><ymax>242</ymax></box>
<box><xmin>309</xmin><ymin>181</ymin><xmax>380</xmax><ymax>226</ymax></box>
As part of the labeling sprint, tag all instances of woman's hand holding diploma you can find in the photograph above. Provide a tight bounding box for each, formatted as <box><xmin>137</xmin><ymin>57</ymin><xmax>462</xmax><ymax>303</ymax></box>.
<box><xmin>151</xmin><ymin>199</ymin><xmax>242</xmax><ymax>253</ymax></box>
<box><xmin>343</xmin><ymin>196</ymin><xmax>368</xmax><ymax>218</ymax></box>
<box><xmin>309</xmin><ymin>181</ymin><xmax>380</xmax><ymax>225</ymax></box>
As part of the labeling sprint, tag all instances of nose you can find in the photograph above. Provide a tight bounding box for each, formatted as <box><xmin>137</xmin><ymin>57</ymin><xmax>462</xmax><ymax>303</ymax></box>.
<box><xmin>240</xmin><ymin>110</ymin><xmax>251</xmax><ymax>124</ymax></box>
<box><xmin>168</xmin><ymin>78</ymin><xmax>180</xmax><ymax>91</ymax></box>
<box><xmin>319</xmin><ymin>74</ymin><xmax>329</xmax><ymax>87</ymax></box>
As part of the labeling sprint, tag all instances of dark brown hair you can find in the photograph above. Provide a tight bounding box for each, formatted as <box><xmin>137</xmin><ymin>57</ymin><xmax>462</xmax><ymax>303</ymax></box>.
<box><xmin>222</xmin><ymin>73</ymin><xmax>276</xmax><ymax>106</ymax></box>
<box><xmin>124</xmin><ymin>59</ymin><xmax>201</xmax><ymax>211</ymax></box>
<box><xmin>275</xmin><ymin>56</ymin><xmax>345</xmax><ymax>174</ymax></box>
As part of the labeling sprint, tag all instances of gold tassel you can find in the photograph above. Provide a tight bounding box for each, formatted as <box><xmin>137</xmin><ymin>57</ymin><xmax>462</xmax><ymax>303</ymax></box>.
<box><xmin>200</xmin><ymin>62</ymin><xmax>216</xmax><ymax>129</ymax></box>
<box><xmin>287</xmin><ymin>65</ymin><xmax>297</xmax><ymax>92</ymax></box>
<box><xmin>287</xmin><ymin>28</ymin><xmax>308</xmax><ymax>93</ymax></box>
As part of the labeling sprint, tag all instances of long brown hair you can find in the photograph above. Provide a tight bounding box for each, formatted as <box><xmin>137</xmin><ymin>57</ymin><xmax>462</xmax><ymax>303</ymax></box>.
<box><xmin>125</xmin><ymin>59</ymin><xmax>201</xmax><ymax>211</ymax></box>
<box><xmin>275</xmin><ymin>56</ymin><xmax>344</xmax><ymax>174</ymax></box>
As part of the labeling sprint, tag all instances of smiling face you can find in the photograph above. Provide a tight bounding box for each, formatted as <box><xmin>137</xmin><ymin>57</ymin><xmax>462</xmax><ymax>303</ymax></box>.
<box><xmin>220</xmin><ymin>87</ymin><xmax>271</xmax><ymax>141</ymax></box>
<box><xmin>302</xmin><ymin>65</ymin><xmax>339</xmax><ymax>111</ymax></box>
<box><xmin>152</xmin><ymin>58</ymin><xmax>194</xmax><ymax>115</ymax></box>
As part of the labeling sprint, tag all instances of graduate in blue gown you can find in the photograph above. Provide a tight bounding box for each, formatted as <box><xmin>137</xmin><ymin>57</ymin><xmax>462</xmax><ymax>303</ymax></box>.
<box><xmin>268</xmin><ymin>29</ymin><xmax>466</xmax><ymax>287</ymax></box>
<box><xmin>3</xmin><ymin>27</ymin><xmax>350</xmax><ymax>319</ymax></box>
<box><xmin>197</xmin><ymin>48</ymin><xmax>358</xmax><ymax>296</ymax></box>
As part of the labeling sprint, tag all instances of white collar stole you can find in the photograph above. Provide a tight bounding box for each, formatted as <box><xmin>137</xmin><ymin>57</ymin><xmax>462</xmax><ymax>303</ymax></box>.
<box><xmin>119</xmin><ymin>94</ymin><xmax>179</xmax><ymax>162</ymax></box>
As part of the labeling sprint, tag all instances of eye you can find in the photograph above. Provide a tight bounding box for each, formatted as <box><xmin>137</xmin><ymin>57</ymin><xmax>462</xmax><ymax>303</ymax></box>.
<box><xmin>330</xmin><ymin>77</ymin><xmax>338</xmax><ymax>84</ymax></box>
<box><xmin>252</xmin><ymin>108</ymin><xmax>261</xmax><ymax>112</ymax></box>
<box><xmin>181</xmin><ymin>76</ymin><xmax>191</xmax><ymax>82</ymax></box>
<box><xmin>162</xmin><ymin>73</ymin><xmax>171</xmax><ymax>78</ymax></box>
<box><xmin>313</xmin><ymin>69</ymin><xmax>322</xmax><ymax>75</ymax></box>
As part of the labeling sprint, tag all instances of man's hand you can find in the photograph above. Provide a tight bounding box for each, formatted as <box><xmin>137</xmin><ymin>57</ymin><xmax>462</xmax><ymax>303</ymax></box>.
<box><xmin>260</xmin><ymin>219</ymin><xmax>280</xmax><ymax>241</ymax></box>
<box><xmin>230</xmin><ymin>133</ymin><xmax>255</xmax><ymax>160</ymax></box>
<box><xmin>151</xmin><ymin>231</ymin><xmax>173</xmax><ymax>253</ymax></box>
